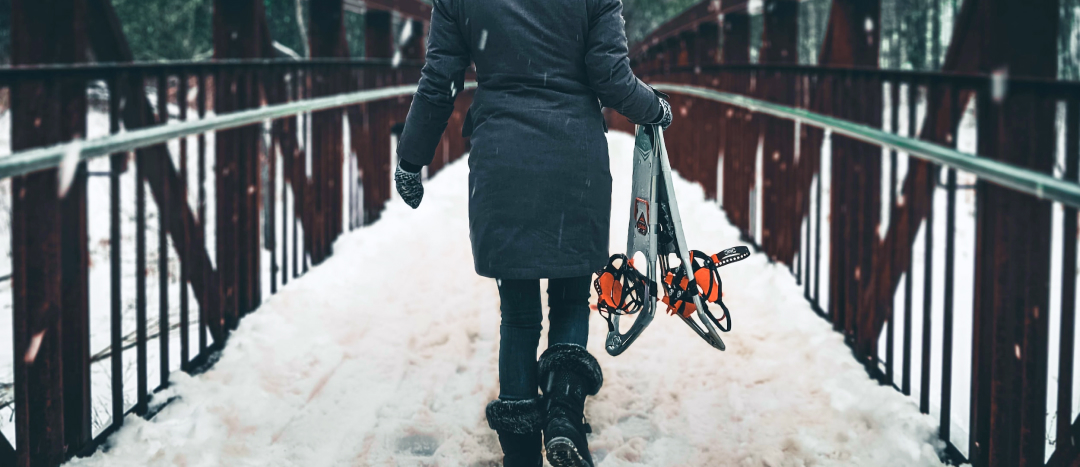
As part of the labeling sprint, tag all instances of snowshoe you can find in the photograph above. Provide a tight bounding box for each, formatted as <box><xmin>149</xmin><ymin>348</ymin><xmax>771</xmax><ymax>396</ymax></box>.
<box><xmin>594</xmin><ymin>124</ymin><xmax>750</xmax><ymax>356</ymax></box>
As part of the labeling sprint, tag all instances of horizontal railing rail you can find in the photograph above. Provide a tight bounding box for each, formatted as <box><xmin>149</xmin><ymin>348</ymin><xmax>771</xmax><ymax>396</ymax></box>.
<box><xmin>653</xmin><ymin>83</ymin><xmax>1080</xmax><ymax>208</ymax></box>
<box><xmin>683</xmin><ymin>63</ymin><xmax>1080</xmax><ymax>96</ymax></box>
<box><xmin>0</xmin><ymin>84</ymin><xmax>420</xmax><ymax>179</ymax></box>
<box><xmin>0</xmin><ymin>58</ymin><xmax>423</xmax><ymax>80</ymax></box>
<box><xmin>0</xmin><ymin>81</ymin><xmax>483</xmax><ymax>180</ymax></box>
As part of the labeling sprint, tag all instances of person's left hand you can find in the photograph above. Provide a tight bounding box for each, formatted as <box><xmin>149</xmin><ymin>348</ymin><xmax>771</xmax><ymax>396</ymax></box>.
<box><xmin>395</xmin><ymin>163</ymin><xmax>424</xmax><ymax>209</ymax></box>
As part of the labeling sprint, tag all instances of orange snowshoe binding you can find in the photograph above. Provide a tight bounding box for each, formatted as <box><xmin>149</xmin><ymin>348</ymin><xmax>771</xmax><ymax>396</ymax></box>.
<box><xmin>593</xmin><ymin>124</ymin><xmax>750</xmax><ymax>355</ymax></box>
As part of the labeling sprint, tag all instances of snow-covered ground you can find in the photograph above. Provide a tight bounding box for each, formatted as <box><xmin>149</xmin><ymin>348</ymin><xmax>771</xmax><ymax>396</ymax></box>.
<box><xmin>65</xmin><ymin>132</ymin><xmax>952</xmax><ymax>467</ymax></box>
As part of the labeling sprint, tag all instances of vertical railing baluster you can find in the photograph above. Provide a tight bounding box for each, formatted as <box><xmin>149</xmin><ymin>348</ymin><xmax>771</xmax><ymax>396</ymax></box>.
<box><xmin>246</xmin><ymin>68</ymin><xmax>261</xmax><ymax>312</ymax></box>
<box><xmin>887</xmin><ymin>78</ymin><xmax>900</xmax><ymax>387</ymax></box>
<box><xmin>281</xmin><ymin>70</ymin><xmax>290</xmax><ymax>289</ymax></box>
<box><xmin>802</xmin><ymin>72</ymin><xmax>811</xmax><ymax>305</ymax></box>
<box><xmin>796</xmin><ymin>215</ymin><xmax>803</xmax><ymax>286</ymax></box>
<box><xmin>940</xmin><ymin>83</ymin><xmax>960</xmax><ymax>442</ymax></box>
<box><xmin>197</xmin><ymin>70</ymin><xmax>208</xmax><ymax>354</ymax></box>
<box><xmin>803</xmin><ymin>80</ymin><xmax>811</xmax><ymax>300</ymax></box>
<box><xmin>302</xmin><ymin>66</ymin><xmax>310</xmax><ymax>275</ymax></box>
<box><xmin>920</xmin><ymin>84</ymin><xmax>938</xmax><ymax>415</ymax></box>
<box><xmin>970</xmin><ymin>83</ymin><xmax>992</xmax><ymax>462</ymax></box>
<box><xmin>1058</xmin><ymin>96</ymin><xmax>1080</xmax><ymax>455</ymax></box>
<box><xmin>178</xmin><ymin>71</ymin><xmax>190</xmax><ymax>371</ymax></box>
<box><xmin>813</xmin><ymin>73</ymin><xmax>823</xmax><ymax>310</ymax></box>
<box><xmin>802</xmin><ymin>72</ymin><xmax>811</xmax><ymax>302</ymax></box>
<box><xmin>803</xmin><ymin>202</ymin><xmax>810</xmax><ymax>299</ymax></box>
<box><xmin>268</xmin><ymin>68</ymin><xmax>278</xmax><ymax>296</ymax></box>
<box><xmin>108</xmin><ymin>73</ymin><xmax>124</xmax><ymax>428</ymax></box>
<box><xmin>135</xmin><ymin>72</ymin><xmax>148</xmax><ymax>417</ymax></box>
<box><xmin>349</xmin><ymin>67</ymin><xmax>356</xmax><ymax>233</ymax></box>
<box><xmin>291</xmin><ymin>67</ymin><xmax>300</xmax><ymax>280</ymax></box>
<box><xmin>827</xmin><ymin>71</ymin><xmax>841</xmax><ymax>323</ymax></box>
<box><xmin>157</xmin><ymin>72</ymin><xmax>170</xmax><ymax>390</ymax></box>
<box><xmin>903</xmin><ymin>79</ymin><xmax>917</xmax><ymax>396</ymax></box>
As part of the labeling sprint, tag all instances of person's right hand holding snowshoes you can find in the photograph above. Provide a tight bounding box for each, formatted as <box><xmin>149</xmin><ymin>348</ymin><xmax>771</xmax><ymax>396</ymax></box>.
<box><xmin>655</xmin><ymin>96</ymin><xmax>672</xmax><ymax>130</ymax></box>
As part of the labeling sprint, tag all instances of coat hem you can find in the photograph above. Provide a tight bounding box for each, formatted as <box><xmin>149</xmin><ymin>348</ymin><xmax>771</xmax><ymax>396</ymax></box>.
<box><xmin>475</xmin><ymin>257</ymin><xmax>606</xmax><ymax>280</ymax></box>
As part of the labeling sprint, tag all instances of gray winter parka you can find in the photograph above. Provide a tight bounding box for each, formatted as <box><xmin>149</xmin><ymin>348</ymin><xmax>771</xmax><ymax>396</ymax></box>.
<box><xmin>396</xmin><ymin>0</ymin><xmax>661</xmax><ymax>279</ymax></box>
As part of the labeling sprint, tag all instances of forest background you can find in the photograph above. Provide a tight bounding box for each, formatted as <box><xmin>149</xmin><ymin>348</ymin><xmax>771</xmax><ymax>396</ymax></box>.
<box><xmin>0</xmin><ymin>0</ymin><xmax>1075</xmax><ymax>79</ymax></box>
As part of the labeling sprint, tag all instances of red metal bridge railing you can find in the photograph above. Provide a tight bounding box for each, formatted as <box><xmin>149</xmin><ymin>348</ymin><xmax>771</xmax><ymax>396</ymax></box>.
<box><xmin>609</xmin><ymin>1</ymin><xmax>1079</xmax><ymax>466</ymax></box>
<box><xmin>0</xmin><ymin>58</ymin><xmax>473</xmax><ymax>467</ymax></box>
<box><xmin>0</xmin><ymin>0</ymin><xmax>467</xmax><ymax>465</ymax></box>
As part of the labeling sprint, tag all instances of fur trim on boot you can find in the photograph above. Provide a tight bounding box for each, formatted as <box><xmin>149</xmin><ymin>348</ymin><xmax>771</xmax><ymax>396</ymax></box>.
<box><xmin>486</xmin><ymin>398</ymin><xmax>544</xmax><ymax>434</ymax></box>
<box><xmin>538</xmin><ymin>344</ymin><xmax>603</xmax><ymax>395</ymax></box>
<box><xmin>486</xmin><ymin>398</ymin><xmax>543</xmax><ymax>467</ymax></box>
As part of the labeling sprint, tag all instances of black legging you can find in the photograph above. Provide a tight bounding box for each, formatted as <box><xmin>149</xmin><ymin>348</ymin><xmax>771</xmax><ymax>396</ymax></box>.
<box><xmin>496</xmin><ymin>276</ymin><xmax>592</xmax><ymax>400</ymax></box>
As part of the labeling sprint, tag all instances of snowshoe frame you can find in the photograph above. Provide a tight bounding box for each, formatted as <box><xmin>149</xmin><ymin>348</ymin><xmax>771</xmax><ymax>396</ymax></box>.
<box><xmin>601</xmin><ymin>124</ymin><xmax>749</xmax><ymax>356</ymax></box>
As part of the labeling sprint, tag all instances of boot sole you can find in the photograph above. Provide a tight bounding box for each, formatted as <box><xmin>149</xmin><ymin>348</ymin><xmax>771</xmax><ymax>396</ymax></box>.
<box><xmin>545</xmin><ymin>436</ymin><xmax>590</xmax><ymax>467</ymax></box>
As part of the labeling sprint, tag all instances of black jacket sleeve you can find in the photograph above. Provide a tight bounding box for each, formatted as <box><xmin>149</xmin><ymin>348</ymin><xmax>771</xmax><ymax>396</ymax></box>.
<box><xmin>585</xmin><ymin>0</ymin><xmax>660</xmax><ymax>125</ymax></box>
<box><xmin>397</xmin><ymin>0</ymin><xmax>471</xmax><ymax>167</ymax></box>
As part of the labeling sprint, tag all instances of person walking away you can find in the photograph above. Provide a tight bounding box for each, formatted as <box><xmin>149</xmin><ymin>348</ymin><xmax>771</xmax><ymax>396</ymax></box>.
<box><xmin>393</xmin><ymin>0</ymin><xmax>672</xmax><ymax>464</ymax></box>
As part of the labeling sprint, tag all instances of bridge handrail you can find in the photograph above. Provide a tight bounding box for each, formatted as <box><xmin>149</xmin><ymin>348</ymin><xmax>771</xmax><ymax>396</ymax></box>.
<box><xmin>650</xmin><ymin>64</ymin><xmax>1080</xmax><ymax>95</ymax></box>
<box><xmin>653</xmin><ymin>82</ymin><xmax>1080</xmax><ymax>209</ymax></box>
<box><xmin>0</xmin><ymin>84</ymin><xmax>421</xmax><ymax>179</ymax></box>
<box><xmin>0</xmin><ymin>58</ymin><xmax>424</xmax><ymax>79</ymax></box>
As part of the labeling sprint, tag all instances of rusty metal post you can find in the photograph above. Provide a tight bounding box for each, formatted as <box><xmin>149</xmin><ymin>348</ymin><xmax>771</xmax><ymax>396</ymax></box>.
<box><xmin>719</xmin><ymin>12</ymin><xmax>750</xmax><ymax>234</ymax></box>
<box><xmin>810</xmin><ymin>0</ymin><xmax>881</xmax><ymax>358</ymax></box>
<box><xmin>693</xmin><ymin>21</ymin><xmax>722</xmax><ymax>200</ymax></box>
<box><xmin>11</xmin><ymin>0</ymin><xmax>90</xmax><ymax>464</ymax></box>
<box><xmin>969</xmin><ymin>2</ymin><xmax>1058</xmax><ymax>465</ymax></box>
<box><xmin>57</xmin><ymin>42</ymin><xmax>91</xmax><ymax>467</ymax></box>
<box><xmin>309</xmin><ymin>0</ymin><xmax>348</xmax><ymax>261</ymax></box>
<box><xmin>663</xmin><ymin>37</ymin><xmax>680</xmax><ymax>74</ymax></box>
<box><xmin>361</xmin><ymin>10</ymin><xmax>394</xmax><ymax>224</ymax></box>
<box><xmin>757</xmin><ymin>0</ymin><xmax>798</xmax><ymax>264</ymax></box>
<box><xmin>697</xmin><ymin>22</ymin><xmax>720</xmax><ymax>68</ymax></box>
<box><xmin>214</xmin><ymin>0</ymin><xmax>265</xmax><ymax>322</ymax></box>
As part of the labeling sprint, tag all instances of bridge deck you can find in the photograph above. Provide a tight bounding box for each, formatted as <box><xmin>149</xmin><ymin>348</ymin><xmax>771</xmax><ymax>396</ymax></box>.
<box><xmin>68</xmin><ymin>133</ymin><xmax>948</xmax><ymax>467</ymax></box>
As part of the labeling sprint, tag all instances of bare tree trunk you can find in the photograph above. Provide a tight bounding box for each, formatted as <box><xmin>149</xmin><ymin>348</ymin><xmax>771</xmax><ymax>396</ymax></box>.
<box><xmin>1060</xmin><ymin>0</ymin><xmax>1080</xmax><ymax>80</ymax></box>
<box><xmin>296</xmin><ymin>0</ymin><xmax>309</xmax><ymax>57</ymax></box>
<box><xmin>930</xmin><ymin>0</ymin><xmax>941</xmax><ymax>69</ymax></box>
<box><xmin>908</xmin><ymin>0</ymin><xmax>927</xmax><ymax>70</ymax></box>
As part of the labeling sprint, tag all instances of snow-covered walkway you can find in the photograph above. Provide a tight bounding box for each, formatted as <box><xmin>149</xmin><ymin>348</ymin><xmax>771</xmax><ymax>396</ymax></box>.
<box><xmin>70</xmin><ymin>132</ymin><xmax>951</xmax><ymax>467</ymax></box>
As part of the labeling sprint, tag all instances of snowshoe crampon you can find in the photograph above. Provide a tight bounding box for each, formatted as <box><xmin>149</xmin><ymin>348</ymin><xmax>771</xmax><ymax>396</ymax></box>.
<box><xmin>594</xmin><ymin>124</ymin><xmax>750</xmax><ymax>356</ymax></box>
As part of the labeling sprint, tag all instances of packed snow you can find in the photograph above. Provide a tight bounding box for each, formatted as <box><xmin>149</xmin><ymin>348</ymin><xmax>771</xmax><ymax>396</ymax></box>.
<box><xmin>66</xmin><ymin>132</ymin><xmax>952</xmax><ymax>466</ymax></box>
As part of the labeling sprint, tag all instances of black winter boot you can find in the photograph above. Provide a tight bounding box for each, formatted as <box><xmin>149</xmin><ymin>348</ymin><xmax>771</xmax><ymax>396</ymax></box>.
<box><xmin>485</xmin><ymin>398</ymin><xmax>543</xmax><ymax>467</ymax></box>
<box><xmin>538</xmin><ymin>343</ymin><xmax>603</xmax><ymax>467</ymax></box>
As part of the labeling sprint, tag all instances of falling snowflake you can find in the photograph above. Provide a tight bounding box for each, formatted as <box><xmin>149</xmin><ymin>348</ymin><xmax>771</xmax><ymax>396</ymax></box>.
<box><xmin>992</xmin><ymin>67</ymin><xmax>1008</xmax><ymax>103</ymax></box>
<box><xmin>24</xmin><ymin>331</ymin><xmax>45</xmax><ymax>363</ymax></box>
<box><xmin>58</xmin><ymin>136</ymin><xmax>84</xmax><ymax>198</ymax></box>
<box><xmin>398</xmin><ymin>20</ymin><xmax>414</xmax><ymax>46</ymax></box>
<box><xmin>479</xmin><ymin>30</ymin><xmax>488</xmax><ymax>51</ymax></box>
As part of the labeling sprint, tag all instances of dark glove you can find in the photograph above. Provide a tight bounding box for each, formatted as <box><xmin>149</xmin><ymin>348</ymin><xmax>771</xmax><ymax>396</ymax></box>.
<box><xmin>395</xmin><ymin>161</ymin><xmax>424</xmax><ymax>209</ymax></box>
<box><xmin>655</xmin><ymin>97</ymin><xmax>673</xmax><ymax>130</ymax></box>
